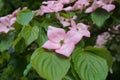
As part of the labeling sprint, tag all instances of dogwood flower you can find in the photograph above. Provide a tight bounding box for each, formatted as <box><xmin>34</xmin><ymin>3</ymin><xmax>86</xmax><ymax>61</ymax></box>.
<box><xmin>40</xmin><ymin>1</ymin><xmax>64</xmax><ymax>15</ymax></box>
<box><xmin>95</xmin><ymin>32</ymin><xmax>111</xmax><ymax>47</ymax></box>
<box><xmin>42</xmin><ymin>26</ymin><xmax>81</xmax><ymax>57</ymax></box>
<box><xmin>64</xmin><ymin>0</ymin><xmax>90</xmax><ymax>11</ymax></box>
<box><xmin>0</xmin><ymin>15</ymin><xmax>16</xmax><ymax>33</ymax></box>
<box><xmin>69</xmin><ymin>20</ymin><xmax>90</xmax><ymax>43</ymax></box>
<box><xmin>85</xmin><ymin>0</ymin><xmax>115</xmax><ymax>13</ymax></box>
<box><xmin>0</xmin><ymin>8</ymin><xmax>20</xmax><ymax>33</ymax></box>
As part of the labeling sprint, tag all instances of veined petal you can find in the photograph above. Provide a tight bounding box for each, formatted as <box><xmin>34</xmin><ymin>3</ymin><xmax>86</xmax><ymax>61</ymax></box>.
<box><xmin>65</xmin><ymin>30</ymin><xmax>83</xmax><ymax>44</ymax></box>
<box><xmin>42</xmin><ymin>40</ymin><xmax>61</xmax><ymax>49</ymax></box>
<box><xmin>55</xmin><ymin>42</ymin><xmax>75</xmax><ymax>57</ymax></box>
<box><xmin>47</xmin><ymin>26</ymin><xmax>66</xmax><ymax>43</ymax></box>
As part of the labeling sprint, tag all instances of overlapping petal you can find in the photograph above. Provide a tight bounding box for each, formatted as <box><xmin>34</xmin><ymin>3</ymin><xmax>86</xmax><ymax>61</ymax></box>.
<box><xmin>55</xmin><ymin>42</ymin><xmax>75</xmax><ymax>57</ymax></box>
<box><xmin>65</xmin><ymin>30</ymin><xmax>83</xmax><ymax>44</ymax></box>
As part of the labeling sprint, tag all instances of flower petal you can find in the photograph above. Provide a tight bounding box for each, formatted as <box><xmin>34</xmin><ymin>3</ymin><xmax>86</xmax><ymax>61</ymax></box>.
<box><xmin>85</xmin><ymin>7</ymin><xmax>94</xmax><ymax>13</ymax></box>
<box><xmin>77</xmin><ymin>23</ymin><xmax>89</xmax><ymax>30</ymax></box>
<box><xmin>47</xmin><ymin>26</ymin><xmax>66</xmax><ymax>43</ymax></box>
<box><xmin>10</xmin><ymin>17</ymin><xmax>16</xmax><ymax>26</ymax></box>
<box><xmin>71</xmin><ymin>20</ymin><xmax>77</xmax><ymax>28</ymax></box>
<box><xmin>55</xmin><ymin>43</ymin><xmax>75</xmax><ymax>57</ymax></box>
<box><xmin>65</xmin><ymin>30</ymin><xmax>83</xmax><ymax>44</ymax></box>
<box><xmin>42</xmin><ymin>40</ymin><xmax>61</xmax><ymax>49</ymax></box>
<box><xmin>102</xmin><ymin>4</ymin><xmax>115</xmax><ymax>12</ymax></box>
<box><xmin>0</xmin><ymin>24</ymin><xmax>10</xmax><ymax>33</ymax></box>
<box><xmin>79</xmin><ymin>30</ymin><xmax>90</xmax><ymax>37</ymax></box>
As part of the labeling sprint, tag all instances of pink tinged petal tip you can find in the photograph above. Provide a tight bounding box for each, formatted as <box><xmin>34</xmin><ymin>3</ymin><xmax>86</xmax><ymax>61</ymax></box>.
<box><xmin>55</xmin><ymin>43</ymin><xmax>75</xmax><ymax>57</ymax></box>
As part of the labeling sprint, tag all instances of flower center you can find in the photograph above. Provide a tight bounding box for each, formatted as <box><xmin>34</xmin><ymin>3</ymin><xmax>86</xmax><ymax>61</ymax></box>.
<box><xmin>60</xmin><ymin>40</ymin><xmax>64</xmax><ymax>46</ymax></box>
<box><xmin>76</xmin><ymin>27</ymin><xmax>82</xmax><ymax>31</ymax></box>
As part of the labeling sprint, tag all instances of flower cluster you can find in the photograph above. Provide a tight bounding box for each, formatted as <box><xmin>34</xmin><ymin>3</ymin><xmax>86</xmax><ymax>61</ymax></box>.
<box><xmin>38</xmin><ymin>0</ymin><xmax>115</xmax><ymax>15</ymax></box>
<box><xmin>86</xmin><ymin>0</ymin><xmax>115</xmax><ymax>13</ymax></box>
<box><xmin>42</xmin><ymin>20</ymin><xmax>90</xmax><ymax>57</ymax></box>
<box><xmin>0</xmin><ymin>0</ymin><xmax>117</xmax><ymax>57</ymax></box>
<box><xmin>95</xmin><ymin>32</ymin><xmax>111</xmax><ymax>48</ymax></box>
<box><xmin>95</xmin><ymin>25</ymin><xmax>120</xmax><ymax>48</ymax></box>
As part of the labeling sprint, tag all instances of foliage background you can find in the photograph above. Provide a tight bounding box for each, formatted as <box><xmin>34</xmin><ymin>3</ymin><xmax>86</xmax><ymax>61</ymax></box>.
<box><xmin>0</xmin><ymin>0</ymin><xmax>120</xmax><ymax>80</ymax></box>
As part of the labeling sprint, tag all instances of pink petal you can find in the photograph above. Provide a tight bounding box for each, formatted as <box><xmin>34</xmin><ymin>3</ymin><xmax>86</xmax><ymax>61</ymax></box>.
<box><xmin>10</xmin><ymin>17</ymin><xmax>16</xmax><ymax>26</ymax></box>
<box><xmin>55</xmin><ymin>43</ymin><xmax>75</xmax><ymax>57</ymax></box>
<box><xmin>60</xmin><ymin>21</ymin><xmax>70</xmax><ymax>27</ymax></box>
<box><xmin>60</xmin><ymin>0</ymin><xmax>75</xmax><ymax>4</ymax></box>
<box><xmin>47</xmin><ymin>26</ymin><xmax>66</xmax><ymax>43</ymax></box>
<box><xmin>77</xmin><ymin>23</ymin><xmax>89</xmax><ymax>30</ymax></box>
<box><xmin>0</xmin><ymin>24</ymin><xmax>9</xmax><ymax>33</ymax></box>
<box><xmin>65</xmin><ymin>30</ymin><xmax>83</xmax><ymax>44</ymax></box>
<box><xmin>0</xmin><ymin>16</ymin><xmax>10</xmax><ymax>25</ymax></box>
<box><xmin>12</xmin><ymin>8</ymin><xmax>20</xmax><ymax>16</ymax></box>
<box><xmin>63</xmin><ymin>6</ymin><xmax>74</xmax><ymax>11</ymax></box>
<box><xmin>52</xmin><ymin>2</ymin><xmax>63</xmax><ymax>12</ymax></box>
<box><xmin>102</xmin><ymin>4</ymin><xmax>115</xmax><ymax>12</ymax></box>
<box><xmin>79</xmin><ymin>30</ymin><xmax>90</xmax><ymax>37</ymax></box>
<box><xmin>42</xmin><ymin>1</ymin><xmax>63</xmax><ymax>13</ymax></box>
<box><xmin>85</xmin><ymin>7</ymin><xmax>94</xmax><ymax>13</ymax></box>
<box><xmin>42</xmin><ymin>40</ymin><xmax>61</xmax><ymax>49</ymax></box>
<box><xmin>71</xmin><ymin>20</ymin><xmax>77</xmax><ymax>28</ymax></box>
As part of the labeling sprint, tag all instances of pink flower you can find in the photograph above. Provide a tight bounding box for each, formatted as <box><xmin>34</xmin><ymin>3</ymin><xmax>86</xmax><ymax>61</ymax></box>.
<box><xmin>40</xmin><ymin>1</ymin><xmax>63</xmax><ymax>15</ymax></box>
<box><xmin>42</xmin><ymin>26</ymin><xmax>81</xmax><ymax>57</ymax></box>
<box><xmin>0</xmin><ymin>15</ymin><xmax>15</xmax><ymax>33</ymax></box>
<box><xmin>85</xmin><ymin>0</ymin><xmax>115</xmax><ymax>13</ymax></box>
<box><xmin>85</xmin><ymin>0</ymin><xmax>104</xmax><ymax>13</ymax></box>
<box><xmin>0</xmin><ymin>23</ymin><xmax>14</xmax><ymax>33</ymax></box>
<box><xmin>69</xmin><ymin>20</ymin><xmax>90</xmax><ymax>43</ymax></box>
<box><xmin>95</xmin><ymin>32</ymin><xmax>111</xmax><ymax>48</ymax></box>
<box><xmin>0</xmin><ymin>8</ymin><xmax>20</xmax><ymax>33</ymax></box>
<box><xmin>64</xmin><ymin>0</ymin><xmax>90</xmax><ymax>11</ymax></box>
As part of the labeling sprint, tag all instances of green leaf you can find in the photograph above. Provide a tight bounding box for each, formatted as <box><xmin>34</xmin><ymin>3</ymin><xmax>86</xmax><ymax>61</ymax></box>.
<box><xmin>0</xmin><ymin>52</ymin><xmax>10</xmax><ymax>64</ymax></box>
<box><xmin>17</xmin><ymin>9</ymin><xmax>34</xmax><ymax>25</ymax></box>
<box><xmin>85</xmin><ymin>46</ymin><xmax>113</xmax><ymax>68</ymax></box>
<box><xmin>23</xmin><ymin>62</ymin><xmax>32</xmax><ymax>76</ymax></box>
<box><xmin>0</xmin><ymin>0</ymin><xmax>4</xmax><ymax>11</ymax></box>
<box><xmin>21</xmin><ymin>26</ymin><xmax>39</xmax><ymax>45</ymax></box>
<box><xmin>0</xmin><ymin>34</ymin><xmax>14</xmax><ymax>52</ymax></box>
<box><xmin>31</xmin><ymin>48</ymin><xmax>70</xmax><ymax>80</ymax></box>
<box><xmin>36</xmin><ymin>27</ymin><xmax>48</xmax><ymax>47</ymax></box>
<box><xmin>91</xmin><ymin>9</ymin><xmax>111</xmax><ymax>27</ymax></box>
<box><xmin>31</xmin><ymin>19</ymin><xmax>48</xmax><ymax>47</ymax></box>
<box><xmin>72</xmin><ymin>48</ymin><xmax>108</xmax><ymax>80</ymax></box>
